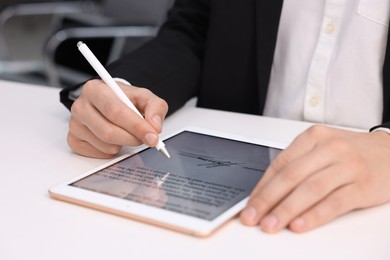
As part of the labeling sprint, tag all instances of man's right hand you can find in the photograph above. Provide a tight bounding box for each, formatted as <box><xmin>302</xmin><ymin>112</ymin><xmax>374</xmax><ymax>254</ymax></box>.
<box><xmin>67</xmin><ymin>79</ymin><xmax>169</xmax><ymax>158</ymax></box>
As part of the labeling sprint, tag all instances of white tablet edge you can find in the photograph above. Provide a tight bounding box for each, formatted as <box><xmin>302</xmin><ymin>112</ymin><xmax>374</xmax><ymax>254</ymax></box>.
<box><xmin>49</xmin><ymin>126</ymin><xmax>287</xmax><ymax>237</ymax></box>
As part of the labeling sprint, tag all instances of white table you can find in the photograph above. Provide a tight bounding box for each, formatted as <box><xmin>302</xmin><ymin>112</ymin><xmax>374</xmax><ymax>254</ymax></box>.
<box><xmin>1</xmin><ymin>80</ymin><xmax>389</xmax><ymax>260</ymax></box>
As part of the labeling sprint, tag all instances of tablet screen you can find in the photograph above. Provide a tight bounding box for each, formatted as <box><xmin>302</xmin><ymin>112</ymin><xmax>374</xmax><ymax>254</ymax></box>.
<box><xmin>71</xmin><ymin>131</ymin><xmax>278</xmax><ymax>221</ymax></box>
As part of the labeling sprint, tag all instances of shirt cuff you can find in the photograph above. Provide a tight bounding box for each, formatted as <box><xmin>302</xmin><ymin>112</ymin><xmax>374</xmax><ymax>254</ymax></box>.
<box><xmin>68</xmin><ymin>77</ymin><xmax>132</xmax><ymax>100</ymax></box>
<box><xmin>371</xmin><ymin>127</ymin><xmax>390</xmax><ymax>135</ymax></box>
<box><xmin>113</xmin><ymin>77</ymin><xmax>132</xmax><ymax>86</ymax></box>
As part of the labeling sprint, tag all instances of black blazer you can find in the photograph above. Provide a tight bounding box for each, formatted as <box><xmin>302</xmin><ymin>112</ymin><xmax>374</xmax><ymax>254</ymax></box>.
<box><xmin>61</xmin><ymin>0</ymin><xmax>390</xmax><ymax>129</ymax></box>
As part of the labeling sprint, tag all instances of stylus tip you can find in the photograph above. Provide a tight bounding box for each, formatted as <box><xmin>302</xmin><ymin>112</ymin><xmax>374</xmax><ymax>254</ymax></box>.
<box><xmin>159</xmin><ymin>147</ymin><xmax>171</xmax><ymax>159</ymax></box>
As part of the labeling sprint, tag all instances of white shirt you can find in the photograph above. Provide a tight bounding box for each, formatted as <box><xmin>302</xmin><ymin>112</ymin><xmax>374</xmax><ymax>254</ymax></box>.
<box><xmin>264</xmin><ymin>0</ymin><xmax>390</xmax><ymax>129</ymax></box>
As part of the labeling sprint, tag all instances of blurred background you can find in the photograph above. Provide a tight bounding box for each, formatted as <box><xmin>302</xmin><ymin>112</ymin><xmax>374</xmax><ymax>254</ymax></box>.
<box><xmin>0</xmin><ymin>0</ymin><xmax>173</xmax><ymax>88</ymax></box>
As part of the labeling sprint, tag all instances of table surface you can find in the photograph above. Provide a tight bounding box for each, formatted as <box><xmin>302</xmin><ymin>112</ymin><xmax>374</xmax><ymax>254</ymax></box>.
<box><xmin>1</xmin><ymin>80</ymin><xmax>389</xmax><ymax>260</ymax></box>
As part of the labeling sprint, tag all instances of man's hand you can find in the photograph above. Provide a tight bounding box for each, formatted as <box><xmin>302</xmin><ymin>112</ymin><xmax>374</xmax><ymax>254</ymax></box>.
<box><xmin>67</xmin><ymin>79</ymin><xmax>168</xmax><ymax>158</ymax></box>
<box><xmin>240</xmin><ymin>125</ymin><xmax>390</xmax><ymax>233</ymax></box>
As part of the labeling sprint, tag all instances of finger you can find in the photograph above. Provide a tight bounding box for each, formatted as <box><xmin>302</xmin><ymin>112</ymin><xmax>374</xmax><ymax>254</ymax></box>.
<box><xmin>250</xmin><ymin>125</ymin><xmax>322</xmax><ymax>196</ymax></box>
<box><xmin>241</xmin><ymin>137</ymin><xmax>341</xmax><ymax>226</ymax></box>
<box><xmin>258</xmin><ymin>164</ymin><xmax>354</xmax><ymax>233</ymax></box>
<box><xmin>67</xmin><ymin>132</ymin><xmax>119</xmax><ymax>159</ymax></box>
<box><xmin>68</xmin><ymin>117</ymin><xmax>123</xmax><ymax>156</ymax></box>
<box><xmin>71</xmin><ymin>98</ymin><xmax>142</xmax><ymax>147</ymax></box>
<box><xmin>85</xmin><ymin>82</ymin><xmax>161</xmax><ymax>147</ymax></box>
<box><xmin>123</xmin><ymin>86</ymin><xmax>169</xmax><ymax>132</ymax></box>
<box><xmin>288</xmin><ymin>184</ymin><xmax>358</xmax><ymax>233</ymax></box>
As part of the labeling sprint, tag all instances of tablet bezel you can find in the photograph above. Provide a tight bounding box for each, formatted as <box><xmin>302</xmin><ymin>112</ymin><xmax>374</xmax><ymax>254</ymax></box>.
<box><xmin>49</xmin><ymin>126</ymin><xmax>287</xmax><ymax>237</ymax></box>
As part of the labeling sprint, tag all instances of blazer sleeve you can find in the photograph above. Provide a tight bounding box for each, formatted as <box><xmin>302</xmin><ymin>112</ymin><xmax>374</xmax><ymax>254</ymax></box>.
<box><xmin>60</xmin><ymin>0</ymin><xmax>210</xmax><ymax>114</ymax></box>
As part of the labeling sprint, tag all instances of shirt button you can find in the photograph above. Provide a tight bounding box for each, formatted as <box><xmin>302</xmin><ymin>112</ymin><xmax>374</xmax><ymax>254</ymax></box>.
<box><xmin>309</xmin><ymin>96</ymin><xmax>320</xmax><ymax>107</ymax></box>
<box><xmin>324</xmin><ymin>23</ymin><xmax>335</xmax><ymax>34</ymax></box>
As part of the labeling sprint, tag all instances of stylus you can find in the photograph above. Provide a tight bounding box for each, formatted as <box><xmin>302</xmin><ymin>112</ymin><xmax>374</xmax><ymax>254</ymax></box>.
<box><xmin>77</xmin><ymin>41</ymin><xmax>171</xmax><ymax>159</ymax></box>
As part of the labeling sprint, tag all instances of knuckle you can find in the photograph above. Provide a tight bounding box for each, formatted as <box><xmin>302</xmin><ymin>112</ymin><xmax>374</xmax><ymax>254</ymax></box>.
<box><xmin>137</xmin><ymin>88</ymin><xmax>168</xmax><ymax>106</ymax></box>
<box><xmin>67</xmin><ymin>132</ymin><xmax>75</xmax><ymax>146</ymax></box>
<box><xmin>137</xmin><ymin>87</ymin><xmax>153</xmax><ymax>96</ymax></box>
<box><xmin>68</xmin><ymin>119</ymin><xmax>77</xmax><ymax>132</ymax></box>
<box><xmin>155</xmin><ymin>98</ymin><xmax>169</xmax><ymax>112</ymax></box>
<box><xmin>128</xmin><ymin>138</ymin><xmax>143</xmax><ymax>147</ymax></box>
<box><xmin>304</xmin><ymin>178</ymin><xmax>326</xmax><ymax>195</ymax></box>
<box><xmin>97</xmin><ymin>125</ymin><xmax>116</xmax><ymax>143</ymax></box>
<box><xmin>280</xmin><ymin>169</ymin><xmax>301</xmax><ymax>184</ymax></box>
<box><xmin>70</xmin><ymin>99</ymin><xmax>83</xmax><ymax>116</ymax></box>
<box><xmin>328</xmin><ymin>199</ymin><xmax>345</xmax><ymax>215</ymax></box>
<box><xmin>307</xmin><ymin>206</ymin><xmax>323</xmax><ymax>222</ymax></box>
<box><xmin>306</xmin><ymin>125</ymin><xmax>330</xmax><ymax>138</ymax></box>
<box><xmin>68</xmin><ymin>117</ymin><xmax>81</xmax><ymax>134</ymax></box>
<box><xmin>67</xmin><ymin>132</ymin><xmax>80</xmax><ymax>151</ymax></box>
<box><xmin>104</xmin><ymin>103</ymin><xmax>123</xmax><ymax>121</ymax></box>
<box><xmin>266</xmin><ymin>150</ymin><xmax>292</xmax><ymax>175</ymax></box>
<box><xmin>268</xmin><ymin>154</ymin><xmax>305</xmax><ymax>186</ymax></box>
<box><xmin>82</xmin><ymin>80</ymin><xmax>97</xmax><ymax>94</ymax></box>
<box><xmin>133</xmin><ymin>87</ymin><xmax>153</xmax><ymax>101</ymax></box>
<box><xmin>103</xmin><ymin>144</ymin><xmax>121</xmax><ymax>155</ymax></box>
<box><xmin>276</xmin><ymin>203</ymin><xmax>295</xmax><ymax>216</ymax></box>
<box><xmin>132</xmin><ymin>122</ymin><xmax>149</xmax><ymax>138</ymax></box>
<box><xmin>249</xmin><ymin>194</ymin><xmax>273</xmax><ymax>212</ymax></box>
<box><xmin>269</xmin><ymin>155</ymin><xmax>289</xmax><ymax>172</ymax></box>
<box><xmin>327</xmin><ymin>193</ymin><xmax>351</xmax><ymax>215</ymax></box>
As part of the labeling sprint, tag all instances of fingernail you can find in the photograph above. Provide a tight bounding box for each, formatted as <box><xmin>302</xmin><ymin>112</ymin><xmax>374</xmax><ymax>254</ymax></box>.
<box><xmin>241</xmin><ymin>207</ymin><xmax>257</xmax><ymax>224</ymax></box>
<box><xmin>291</xmin><ymin>217</ymin><xmax>306</xmax><ymax>231</ymax></box>
<box><xmin>144</xmin><ymin>133</ymin><xmax>158</xmax><ymax>146</ymax></box>
<box><xmin>260</xmin><ymin>214</ymin><xmax>279</xmax><ymax>232</ymax></box>
<box><xmin>152</xmin><ymin>115</ymin><xmax>162</xmax><ymax>130</ymax></box>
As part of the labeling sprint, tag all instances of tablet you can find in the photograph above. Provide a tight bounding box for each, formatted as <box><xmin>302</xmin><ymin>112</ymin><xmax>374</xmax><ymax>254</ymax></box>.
<box><xmin>49</xmin><ymin>127</ymin><xmax>285</xmax><ymax>237</ymax></box>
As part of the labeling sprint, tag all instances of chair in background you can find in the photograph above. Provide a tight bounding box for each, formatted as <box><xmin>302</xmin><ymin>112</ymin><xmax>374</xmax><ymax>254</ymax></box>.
<box><xmin>43</xmin><ymin>0</ymin><xmax>174</xmax><ymax>88</ymax></box>
<box><xmin>0</xmin><ymin>0</ymin><xmax>100</xmax><ymax>85</ymax></box>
